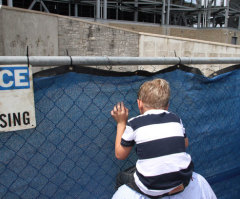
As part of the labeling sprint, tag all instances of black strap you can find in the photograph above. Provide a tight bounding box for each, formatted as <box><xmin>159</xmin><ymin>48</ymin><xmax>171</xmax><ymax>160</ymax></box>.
<box><xmin>66</xmin><ymin>49</ymin><xmax>73</xmax><ymax>66</ymax></box>
<box><xmin>26</xmin><ymin>46</ymin><xmax>30</xmax><ymax>68</ymax></box>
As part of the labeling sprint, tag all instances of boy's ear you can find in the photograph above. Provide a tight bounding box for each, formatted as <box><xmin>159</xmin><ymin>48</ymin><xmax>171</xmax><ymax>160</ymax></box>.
<box><xmin>137</xmin><ymin>99</ymin><xmax>141</xmax><ymax>108</ymax></box>
<box><xmin>165</xmin><ymin>103</ymin><xmax>169</xmax><ymax>110</ymax></box>
<box><xmin>137</xmin><ymin>99</ymin><xmax>144</xmax><ymax>113</ymax></box>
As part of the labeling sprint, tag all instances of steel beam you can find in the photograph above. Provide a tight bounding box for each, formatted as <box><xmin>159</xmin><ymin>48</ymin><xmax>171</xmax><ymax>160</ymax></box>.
<box><xmin>28</xmin><ymin>0</ymin><xmax>49</xmax><ymax>12</ymax></box>
<box><xmin>68</xmin><ymin>2</ymin><xmax>71</xmax><ymax>16</ymax></box>
<box><xmin>238</xmin><ymin>16</ymin><xmax>240</xmax><ymax>30</ymax></box>
<box><xmin>207</xmin><ymin>0</ymin><xmax>212</xmax><ymax>27</ymax></box>
<box><xmin>225</xmin><ymin>0</ymin><xmax>229</xmax><ymax>27</ymax></box>
<box><xmin>74</xmin><ymin>3</ymin><xmax>78</xmax><ymax>17</ymax></box>
<box><xmin>116</xmin><ymin>1</ymin><xmax>118</xmax><ymax>20</ymax></box>
<box><xmin>29</xmin><ymin>0</ymin><xmax>37</xmax><ymax>9</ymax></box>
<box><xmin>162</xmin><ymin>0</ymin><xmax>165</xmax><ymax>25</ymax></box>
<box><xmin>7</xmin><ymin>0</ymin><xmax>13</xmax><ymax>7</ymax></box>
<box><xmin>96</xmin><ymin>0</ymin><xmax>100</xmax><ymax>19</ymax></box>
<box><xmin>103</xmin><ymin>0</ymin><xmax>107</xmax><ymax>19</ymax></box>
<box><xmin>134</xmin><ymin>0</ymin><xmax>138</xmax><ymax>22</ymax></box>
<box><xmin>197</xmin><ymin>0</ymin><xmax>201</xmax><ymax>28</ymax></box>
<box><xmin>166</xmin><ymin>0</ymin><xmax>170</xmax><ymax>25</ymax></box>
<box><xmin>40</xmin><ymin>0</ymin><xmax>49</xmax><ymax>13</ymax></box>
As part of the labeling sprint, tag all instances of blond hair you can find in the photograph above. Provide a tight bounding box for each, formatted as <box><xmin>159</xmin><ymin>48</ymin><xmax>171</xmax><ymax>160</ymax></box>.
<box><xmin>138</xmin><ymin>78</ymin><xmax>170</xmax><ymax>109</ymax></box>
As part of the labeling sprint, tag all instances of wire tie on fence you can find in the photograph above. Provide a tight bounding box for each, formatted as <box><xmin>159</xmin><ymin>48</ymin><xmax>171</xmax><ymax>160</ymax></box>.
<box><xmin>174</xmin><ymin>50</ymin><xmax>177</xmax><ymax>57</ymax></box>
<box><xmin>66</xmin><ymin>49</ymin><xmax>73</xmax><ymax>71</ymax></box>
<box><xmin>105</xmin><ymin>56</ymin><xmax>111</xmax><ymax>65</ymax></box>
<box><xmin>174</xmin><ymin>50</ymin><xmax>181</xmax><ymax>68</ymax></box>
<box><xmin>177</xmin><ymin>57</ymin><xmax>182</xmax><ymax>68</ymax></box>
<box><xmin>26</xmin><ymin>46</ymin><xmax>30</xmax><ymax>68</ymax></box>
<box><xmin>104</xmin><ymin>56</ymin><xmax>113</xmax><ymax>71</ymax></box>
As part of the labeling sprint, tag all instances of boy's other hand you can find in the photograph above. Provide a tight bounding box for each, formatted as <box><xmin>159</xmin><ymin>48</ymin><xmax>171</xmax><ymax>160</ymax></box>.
<box><xmin>111</xmin><ymin>102</ymin><xmax>129</xmax><ymax>125</ymax></box>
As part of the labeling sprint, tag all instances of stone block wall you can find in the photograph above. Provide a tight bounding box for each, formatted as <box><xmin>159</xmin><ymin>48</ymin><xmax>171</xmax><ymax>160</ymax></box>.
<box><xmin>58</xmin><ymin>17</ymin><xmax>139</xmax><ymax>57</ymax></box>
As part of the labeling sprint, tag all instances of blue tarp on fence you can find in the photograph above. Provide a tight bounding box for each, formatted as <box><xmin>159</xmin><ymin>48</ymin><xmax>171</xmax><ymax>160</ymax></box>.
<box><xmin>1</xmin><ymin>66</ymin><xmax>240</xmax><ymax>198</ymax></box>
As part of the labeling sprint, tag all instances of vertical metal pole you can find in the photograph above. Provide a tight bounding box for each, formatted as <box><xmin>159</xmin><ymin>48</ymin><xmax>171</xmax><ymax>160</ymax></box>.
<box><xmin>116</xmin><ymin>1</ymin><xmax>118</xmax><ymax>20</ymax></box>
<box><xmin>96</xmin><ymin>0</ymin><xmax>100</xmax><ymax>19</ymax></box>
<box><xmin>69</xmin><ymin>2</ymin><xmax>71</xmax><ymax>16</ymax></box>
<box><xmin>207</xmin><ymin>0</ymin><xmax>212</xmax><ymax>27</ymax></box>
<box><xmin>212</xmin><ymin>0</ymin><xmax>216</xmax><ymax>27</ymax></box>
<box><xmin>7</xmin><ymin>0</ymin><xmax>13</xmax><ymax>7</ymax></box>
<box><xmin>203</xmin><ymin>0</ymin><xmax>205</xmax><ymax>27</ymax></box>
<box><xmin>119</xmin><ymin>2</ymin><xmax>122</xmax><ymax>20</ymax></box>
<box><xmin>221</xmin><ymin>0</ymin><xmax>224</xmax><ymax>7</ymax></box>
<box><xmin>100</xmin><ymin>0</ymin><xmax>102</xmax><ymax>19</ymax></box>
<box><xmin>166</xmin><ymin>0</ymin><xmax>170</xmax><ymax>25</ymax></box>
<box><xmin>225</xmin><ymin>0</ymin><xmax>229</xmax><ymax>28</ymax></box>
<box><xmin>213</xmin><ymin>15</ymin><xmax>216</xmax><ymax>27</ymax></box>
<box><xmin>162</xmin><ymin>0</ymin><xmax>165</xmax><ymax>25</ymax></box>
<box><xmin>134</xmin><ymin>0</ymin><xmax>138</xmax><ymax>22</ymax></box>
<box><xmin>103</xmin><ymin>0</ymin><xmax>107</xmax><ymax>20</ymax></box>
<box><xmin>197</xmin><ymin>0</ymin><xmax>201</xmax><ymax>28</ymax></box>
<box><xmin>40</xmin><ymin>2</ymin><xmax>42</xmax><ymax>12</ymax></box>
<box><xmin>238</xmin><ymin>16</ymin><xmax>240</xmax><ymax>30</ymax></box>
<box><xmin>154</xmin><ymin>0</ymin><xmax>156</xmax><ymax>23</ymax></box>
<box><xmin>74</xmin><ymin>3</ymin><xmax>78</xmax><ymax>17</ymax></box>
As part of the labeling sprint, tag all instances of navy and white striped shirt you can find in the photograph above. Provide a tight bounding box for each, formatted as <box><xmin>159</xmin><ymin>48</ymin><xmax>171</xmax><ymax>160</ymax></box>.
<box><xmin>121</xmin><ymin>109</ymin><xmax>193</xmax><ymax>197</ymax></box>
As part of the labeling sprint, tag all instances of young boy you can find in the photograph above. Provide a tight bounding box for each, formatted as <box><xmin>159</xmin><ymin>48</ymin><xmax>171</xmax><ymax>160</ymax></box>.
<box><xmin>111</xmin><ymin>78</ymin><xmax>193</xmax><ymax>198</ymax></box>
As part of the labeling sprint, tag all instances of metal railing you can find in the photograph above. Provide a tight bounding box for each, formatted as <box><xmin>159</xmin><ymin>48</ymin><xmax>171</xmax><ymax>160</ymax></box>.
<box><xmin>0</xmin><ymin>56</ymin><xmax>240</xmax><ymax>66</ymax></box>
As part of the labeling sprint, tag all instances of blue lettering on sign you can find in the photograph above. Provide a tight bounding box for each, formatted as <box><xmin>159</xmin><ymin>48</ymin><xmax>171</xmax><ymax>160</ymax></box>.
<box><xmin>0</xmin><ymin>67</ymin><xmax>30</xmax><ymax>90</ymax></box>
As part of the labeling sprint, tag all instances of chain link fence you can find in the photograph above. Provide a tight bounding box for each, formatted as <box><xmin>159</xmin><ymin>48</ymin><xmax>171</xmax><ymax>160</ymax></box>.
<box><xmin>1</xmin><ymin>64</ymin><xmax>240</xmax><ymax>198</ymax></box>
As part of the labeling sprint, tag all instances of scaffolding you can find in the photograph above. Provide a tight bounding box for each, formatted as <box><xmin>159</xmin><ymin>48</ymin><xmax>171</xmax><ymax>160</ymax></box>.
<box><xmin>1</xmin><ymin>0</ymin><xmax>240</xmax><ymax>29</ymax></box>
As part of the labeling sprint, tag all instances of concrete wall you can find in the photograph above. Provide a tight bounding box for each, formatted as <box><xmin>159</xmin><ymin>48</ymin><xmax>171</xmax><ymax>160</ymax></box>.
<box><xmin>109</xmin><ymin>22</ymin><xmax>240</xmax><ymax>45</ymax></box>
<box><xmin>0</xmin><ymin>6</ymin><xmax>58</xmax><ymax>56</ymax></box>
<box><xmin>139</xmin><ymin>33</ymin><xmax>240</xmax><ymax>76</ymax></box>
<box><xmin>0</xmin><ymin>6</ymin><xmax>3</xmax><ymax>56</ymax></box>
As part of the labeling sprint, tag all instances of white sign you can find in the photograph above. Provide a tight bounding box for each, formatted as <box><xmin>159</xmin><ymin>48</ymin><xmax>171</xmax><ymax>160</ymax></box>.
<box><xmin>0</xmin><ymin>65</ymin><xmax>36</xmax><ymax>132</ymax></box>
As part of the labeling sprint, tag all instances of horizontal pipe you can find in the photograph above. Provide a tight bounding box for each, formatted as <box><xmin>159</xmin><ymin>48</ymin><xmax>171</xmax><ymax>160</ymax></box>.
<box><xmin>0</xmin><ymin>56</ymin><xmax>240</xmax><ymax>67</ymax></box>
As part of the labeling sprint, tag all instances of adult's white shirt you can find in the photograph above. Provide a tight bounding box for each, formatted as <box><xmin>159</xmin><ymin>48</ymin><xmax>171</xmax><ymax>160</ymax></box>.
<box><xmin>112</xmin><ymin>172</ymin><xmax>217</xmax><ymax>199</ymax></box>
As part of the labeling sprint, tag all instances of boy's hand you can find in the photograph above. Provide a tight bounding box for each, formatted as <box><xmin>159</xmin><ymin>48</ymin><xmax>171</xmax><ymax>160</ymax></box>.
<box><xmin>111</xmin><ymin>102</ymin><xmax>132</xmax><ymax>160</ymax></box>
<box><xmin>111</xmin><ymin>102</ymin><xmax>129</xmax><ymax>125</ymax></box>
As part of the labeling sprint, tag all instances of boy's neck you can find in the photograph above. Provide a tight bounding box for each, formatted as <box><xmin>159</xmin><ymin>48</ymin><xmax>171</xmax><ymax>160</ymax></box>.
<box><xmin>141</xmin><ymin>107</ymin><xmax>168</xmax><ymax>114</ymax></box>
<box><xmin>137</xmin><ymin>100</ymin><xmax>169</xmax><ymax>114</ymax></box>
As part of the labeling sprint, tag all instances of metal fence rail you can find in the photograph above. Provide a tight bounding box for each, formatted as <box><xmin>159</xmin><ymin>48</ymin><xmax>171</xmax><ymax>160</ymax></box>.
<box><xmin>1</xmin><ymin>56</ymin><xmax>240</xmax><ymax>66</ymax></box>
